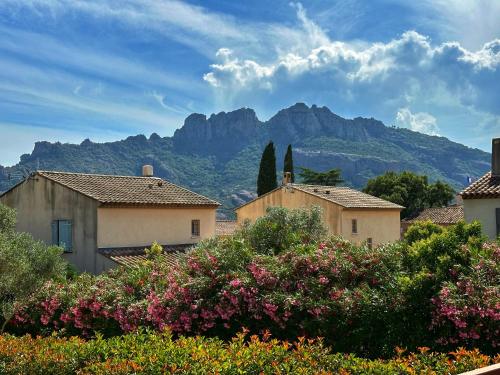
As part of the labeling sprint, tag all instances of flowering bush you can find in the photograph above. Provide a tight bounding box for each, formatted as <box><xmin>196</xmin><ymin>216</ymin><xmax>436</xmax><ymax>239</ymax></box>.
<box><xmin>0</xmin><ymin>331</ymin><xmax>497</xmax><ymax>374</ymax></box>
<box><xmin>6</xmin><ymin>208</ymin><xmax>500</xmax><ymax>358</ymax></box>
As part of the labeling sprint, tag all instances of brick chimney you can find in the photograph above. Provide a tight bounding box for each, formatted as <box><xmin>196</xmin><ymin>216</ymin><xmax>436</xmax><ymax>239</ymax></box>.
<box><xmin>142</xmin><ymin>164</ymin><xmax>154</xmax><ymax>177</ymax></box>
<box><xmin>493</xmin><ymin>138</ymin><xmax>500</xmax><ymax>177</ymax></box>
<box><xmin>282</xmin><ymin>172</ymin><xmax>292</xmax><ymax>185</ymax></box>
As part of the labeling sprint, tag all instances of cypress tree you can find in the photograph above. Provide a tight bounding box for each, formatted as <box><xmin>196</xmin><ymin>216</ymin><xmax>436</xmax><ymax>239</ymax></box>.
<box><xmin>283</xmin><ymin>144</ymin><xmax>295</xmax><ymax>183</ymax></box>
<box><xmin>257</xmin><ymin>141</ymin><xmax>277</xmax><ymax>196</ymax></box>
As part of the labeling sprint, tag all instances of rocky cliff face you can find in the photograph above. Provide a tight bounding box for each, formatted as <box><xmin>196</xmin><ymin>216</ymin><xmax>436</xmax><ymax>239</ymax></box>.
<box><xmin>0</xmin><ymin>103</ymin><xmax>491</xmax><ymax>217</ymax></box>
<box><xmin>173</xmin><ymin>108</ymin><xmax>262</xmax><ymax>159</ymax></box>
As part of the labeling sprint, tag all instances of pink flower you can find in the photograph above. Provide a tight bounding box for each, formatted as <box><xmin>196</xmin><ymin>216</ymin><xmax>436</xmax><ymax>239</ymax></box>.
<box><xmin>230</xmin><ymin>278</ymin><xmax>242</xmax><ymax>288</ymax></box>
<box><xmin>319</xmin><ymin>276</ymin><xmax>329</xmax><ymax>285</ymax></box>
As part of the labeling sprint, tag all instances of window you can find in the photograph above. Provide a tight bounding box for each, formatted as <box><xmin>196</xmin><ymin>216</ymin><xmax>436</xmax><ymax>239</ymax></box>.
<box><xmin>191</xmin><ymin>219</ymin><xmax>200</xmax><ymax>237</ymax></box>
<box><xmin>367</xmin><ymin>237</ymin><xmax>373</xmax><ymax>250</ymax></box>
<box><xmin>51</xmin><ymin>220</ymin><xmax>72</xmax><ymax>252</ymax></box>
<box><xmin>351</xmin><ymin>219</ymin><xmax>358</xmax><ymax>234</ymax></box>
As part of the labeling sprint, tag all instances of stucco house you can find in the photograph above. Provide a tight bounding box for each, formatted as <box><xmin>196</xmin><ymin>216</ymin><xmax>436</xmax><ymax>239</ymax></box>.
<box><xmin>0</xmin><ymin>166</ymin><xmax>220</xmax><ymax>273</ymax></box>
<box><xmin>235</xmin><ymin>177</ymin><xmax>403</xmax><ymax>247</ymax></box>
<box><xmin>460</xmin><ymin>138</ymin><xmax>500</xmax><ymax>240</ymax></box>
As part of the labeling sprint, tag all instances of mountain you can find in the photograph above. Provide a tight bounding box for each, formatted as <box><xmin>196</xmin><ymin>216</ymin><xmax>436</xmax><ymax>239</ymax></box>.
<box><xmin>0</xmin><ymin>103</ymin><xmax>490</xmax><ymax>218</ymax></box>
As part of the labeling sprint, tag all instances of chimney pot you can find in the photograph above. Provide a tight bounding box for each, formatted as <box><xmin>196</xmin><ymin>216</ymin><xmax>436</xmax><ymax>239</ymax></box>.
<box><xmin>283</xmin><ymin>171</ymin><xmax>292</xmax><ymax>185</ymax></box>
<box><xmin>492</xmin><ymin>138</ymin><xmax>500</xmax><ymax>177</ymax></box>
<box><xmin>142</xmin><ymin>164</ymin><xmax>154</xmax><ymax>177</ymax></box>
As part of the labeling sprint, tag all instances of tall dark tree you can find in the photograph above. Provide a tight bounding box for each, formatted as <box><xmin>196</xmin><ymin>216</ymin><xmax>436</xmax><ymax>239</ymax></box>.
<box><xmin>363</xmin><ymin>171</ymin><xmax>455</xmax><ymax>219</ymax></box>
<box><xmin>298</xmin><ymin>167</ymin><xmax>343</xmax><ymax>186</ymax></box>
<box><xmin>283</xmin><ymin>144</ymin><xmax>295</xmax><ymax>183</ymax></box>
<box><xmin>257</xmin><ymin>141</ymin><xmax>277</xmax><ymax>196</ymax></box>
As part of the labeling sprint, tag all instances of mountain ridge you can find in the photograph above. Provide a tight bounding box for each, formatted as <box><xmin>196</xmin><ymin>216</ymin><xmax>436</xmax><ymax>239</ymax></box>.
<box><xmin>0</xmin><ymin>103</ymin><xmax>490</xmax><ymax>217</ymax></box>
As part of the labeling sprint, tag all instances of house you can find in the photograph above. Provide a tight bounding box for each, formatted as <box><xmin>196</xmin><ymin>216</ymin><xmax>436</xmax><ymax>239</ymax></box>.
<box><xmin>0</xmin><ymin>166</ymin><xmax>220</xmax><ymax>274</ymax></box>
<box><xmin>235</xmin><ymin>175</ymin><xmax>403</xmax><ymax>247</ymax></box>
<box><xmin>400</xmin><ymin>206</ymin><xmax>464</xmax><ymax>233</ymax></box>
<box><xmin>460</xmin><ymin>138</ymin><xmax>500</xmax><ymax>240</ymax></box>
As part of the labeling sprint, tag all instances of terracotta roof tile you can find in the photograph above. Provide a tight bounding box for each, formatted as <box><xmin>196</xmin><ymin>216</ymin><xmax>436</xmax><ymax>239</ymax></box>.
<box><xmin>291</xmin><ymin>184</ymin><xmax>404</xmax><ymax>209</ymax></box>
<box><xmin>404</xmin><ymin>206</ymin><xmax>464</xmax><ymax>224</ymax></box>
<box><xmin>216</xmin><ymin>220</ymin><xmax>238</xmax><ymax>236</ymax></box>
<box><xmin>36</xmin><ymin>171</ymin><xmax>220</xmax><ymax>207</ymax></box>
<box><xmin>460</xmin><ymin>172</ymin><xmax>500</xmax><ymax>199</ymax></box>
<box><xmin>99</xmin><ymin>244</ymin><xmax>192</xmax><ymax>268</ymax></box>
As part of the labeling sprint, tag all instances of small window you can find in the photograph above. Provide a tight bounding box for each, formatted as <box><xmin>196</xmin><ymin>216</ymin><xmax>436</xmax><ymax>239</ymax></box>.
<box><xmin>52</xmin><ymin>220</ymin><xmax>73</xmax><ymax>252</ymax></box>
<box><xmin>351</xmin><ymin>219</ymin><xmax>358</xmax><ymax>234</ymax></box>
<box><xmin>191</xmin><ymin>219</ymin><xmax>200</xmax><ymax>237</ymax></box>
<box><xmin>367</xmin><ymin>237</ymin><xmax>373</xmax><ymax>250</ymax></box>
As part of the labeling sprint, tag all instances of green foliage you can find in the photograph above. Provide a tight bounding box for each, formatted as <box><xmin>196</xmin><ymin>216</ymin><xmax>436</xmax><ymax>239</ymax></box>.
<box><xmin>0</xmin><ymin>204</ymin><xmax>66</xmax><ymax>333</ymax></box>
<box><xmin>242</xmin><ymin>206</ymin><xmax>327</xmax><ymax>255</ymax></box>
<box><xmin>363</xmin><ymin>171</ymin><xmax>455</xmax><ymax>218</ymax></box>
<box><xmin>257</xmin><ymin>141</ymin><xmax>277</xmax><ymax>196</ymax></box>
<box><xmin>145</xmin><ymin>241</ymin><xmax>163</xmax><ymax>260</ymax></box>
<box><xmin>298</xmin><ymin>167</ymin><xmax>343</xmax><ymax>185</ymax></box>
<box><xmin>0</xmin><ymin>204</ymin><xmax>15</xmax><ymax>235</ymax></box>
<box><xmin>404</xmin><ymin>220</ymin><xmax>444</xmax><ymax>245</ymax></box>
<box><xmin>0</xmin><ymin>331</ymin><xmax>495</xmax><ymax>375</ymax></box>
<box><xmin>283</xmin><ymin>144</ymin><xmax>295</xmax><ymax>182</ymax></box>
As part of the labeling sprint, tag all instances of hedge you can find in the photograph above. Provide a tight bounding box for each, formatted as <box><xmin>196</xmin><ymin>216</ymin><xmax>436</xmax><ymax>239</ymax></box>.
<box><xmin>6</xmin><ymin>210</ymin><xmax>500</xmax><ymax>358</ymax></box>
<box><xmin>0</xmin><ymin>331</ymin><xmax>498</xmax><ymax>374</ymax></box>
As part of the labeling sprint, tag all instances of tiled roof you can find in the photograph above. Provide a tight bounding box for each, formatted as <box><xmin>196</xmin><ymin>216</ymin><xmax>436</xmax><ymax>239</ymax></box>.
<box><xmin>291</xmin><ymin>184</ymin><xmax>404</xmax><ymax>209</ymax></box>
<box><xmin>404</xmin><ymin>206</ymin><xmax>464</xmax><ymax>224</ymax></box>
<box><xmin>99</xmin><ymin>244</ymin><xmax>192</xmax><ymax>268</ymax></box>
<box><xmin>35</xmin><ymin>171</ymin><xmax>220</xmax><ymax>207</ymax></box>
<box><xmin>216</xmin><ymin>220</ymin><xmax>238</xmax><ymax>236</ymax></box>
<box><xmin>460</xmin><ymin>172</ymin><xmax>500</xmax><ymax>199</ymax></box>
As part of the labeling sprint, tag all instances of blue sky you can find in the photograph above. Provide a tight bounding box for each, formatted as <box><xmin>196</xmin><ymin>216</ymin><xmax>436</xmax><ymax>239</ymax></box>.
<box><xmin>0</xmin><ymin>0</ymin><xmax>499</xmax><ymax>166</ymax></box>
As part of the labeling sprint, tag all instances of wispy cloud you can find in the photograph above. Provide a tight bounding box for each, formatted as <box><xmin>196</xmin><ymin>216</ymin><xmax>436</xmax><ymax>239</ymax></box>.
<box><xmin>395</xmin><ymin>108</ymin><xmax>439</xmax><ymax>135</ymax></box>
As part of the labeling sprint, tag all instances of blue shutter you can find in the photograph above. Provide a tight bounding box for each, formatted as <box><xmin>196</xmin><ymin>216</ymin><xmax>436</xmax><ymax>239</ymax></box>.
<box><xmin>58</xmin><ymin>220</ymin><xmax>72</xmax><ymax>252</ymax></box>
<box><xmin>51</xmin><ymin>221</ymin><xmax>58</xmax><ymax>245</ymax></box>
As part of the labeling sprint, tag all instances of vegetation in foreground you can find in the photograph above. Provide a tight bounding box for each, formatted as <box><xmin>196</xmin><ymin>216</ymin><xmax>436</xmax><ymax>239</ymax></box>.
<box><xmin>0</xmin><ymin>330</ymin><xmax>498</xmax><ymax>374</ymax></box>
<box><xmin>5</xmin><ymin>206</ymin><xmax>499</xmax><ymax>359</ymax></box>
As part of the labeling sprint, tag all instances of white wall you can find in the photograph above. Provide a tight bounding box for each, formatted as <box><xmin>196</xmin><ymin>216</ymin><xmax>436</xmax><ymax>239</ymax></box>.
<box><xmin>463</xmin><ymin>198</ymin><xmax>500</xmax><ymax>240</ymax></box>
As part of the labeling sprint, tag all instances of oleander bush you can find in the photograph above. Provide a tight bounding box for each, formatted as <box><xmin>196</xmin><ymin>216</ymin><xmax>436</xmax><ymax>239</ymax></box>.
<box><xmin>0</xmin><ymin>330</ymin><xmax>498</xmax><ymax>374</ymax></box>
<box><xmin>6</xmin><ymin>208</ymin><xmax>500</xmax><ymax>358</ymax></box>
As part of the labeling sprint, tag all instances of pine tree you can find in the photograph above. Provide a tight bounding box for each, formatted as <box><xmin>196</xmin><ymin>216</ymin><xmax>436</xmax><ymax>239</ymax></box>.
<box><xmin>283</xmin><ymin>144</ymin><xmax>295</xmax><ymax>183</ymax></box>
<box><xmin>257</xmin><ymin>141</ymin><xmax>277</xmax><ymax>196</ymax></box>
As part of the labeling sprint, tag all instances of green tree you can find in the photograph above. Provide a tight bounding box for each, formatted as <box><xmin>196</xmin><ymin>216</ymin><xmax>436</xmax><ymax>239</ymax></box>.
<box><xmin>283</xmin><ymin>144</ymin><xmax>295</xmax><ymax>183</ymax></box>
<box><xmin>363</xmin><ymin>171</ymin><xmax>455</xmax><ymax>219</ymax></box>
<box><xmin>257</xmin><ymin>141</ymin><xmax>277</xmax><ymax>196</ymax></box>
<box><xmin>0</xmin><ymin>203</ymin><xmax>67</xmax><ymax>332</ymax></box>
<box><xmin>298</xmin><ymin>167</ymin><xmax>343</xmax><ymax>186</ymax></box>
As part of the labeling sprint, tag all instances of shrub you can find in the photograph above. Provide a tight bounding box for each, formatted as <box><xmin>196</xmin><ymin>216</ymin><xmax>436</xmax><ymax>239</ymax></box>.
<box><xmin>242</xmin><ymin>206</ymin><xmax>327</xmax><ymax>255</ymax></box>
<box><xmin>0</xmin><ymin>331</ymin><xmax>497</xmax><ymax>374</ymax></box>
<box><xmin>404</xmin><ymin>220</ymin><xmax>443</xmax><ymax>245</ymax></box>
<box><xmin>0</xmin><ymin>204</ymin><xmax>67</xmax><ymax>333</ymax></box>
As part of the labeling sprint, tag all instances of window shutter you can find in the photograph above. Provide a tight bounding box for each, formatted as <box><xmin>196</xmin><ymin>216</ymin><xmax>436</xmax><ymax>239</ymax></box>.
<box><xmin>51</xmin><ymin>221</ymin><xmax>58</xmax><ymax>245</ymax></box>
<box><xmin>58</xmin><ymin>220</ymin><xmax>73</xmax><ymax>252</ymax></box>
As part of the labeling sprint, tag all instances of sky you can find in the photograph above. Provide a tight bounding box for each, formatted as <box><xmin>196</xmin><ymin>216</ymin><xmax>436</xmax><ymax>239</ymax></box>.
<box><xmin>0</xmin><ymin>0</ymin><xmax>499</xmax><ymax>166</ymax></box>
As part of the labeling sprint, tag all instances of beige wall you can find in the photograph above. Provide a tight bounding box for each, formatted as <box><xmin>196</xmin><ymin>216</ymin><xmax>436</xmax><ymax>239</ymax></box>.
<box><xmin>463</xmin><ymin>198</ymin><xmax>500</xmax><ymax>240</ymax></box>
<box><xmin>236</xmin><ymin>186</ymin><xmax>401</xmax><ymax>245</ymax></box>
<box><xmin>97</xmin><ymin>206</ymin><xmax>217</xmax><ymax>248</ymax></box>
<box><xmin>0</xmin><ymin>176</ymin><xmax>100</xmax><ymax>273</ymax></box>
<box><xmin>236</xmin><ymin>187</ymin><xmax>342</xmax><ymax>234</ymax></box>
<box><xmin>341</xmin><ymin>209</ymin><xmax>401</xmax><ymax>245</ymax></box>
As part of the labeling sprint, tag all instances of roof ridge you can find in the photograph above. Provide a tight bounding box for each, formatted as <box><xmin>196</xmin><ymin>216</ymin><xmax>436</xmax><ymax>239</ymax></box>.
<box><xmin>37</xmin><ymin>170</ymin><xmax>162</xmax><ymax>179</ymax></box>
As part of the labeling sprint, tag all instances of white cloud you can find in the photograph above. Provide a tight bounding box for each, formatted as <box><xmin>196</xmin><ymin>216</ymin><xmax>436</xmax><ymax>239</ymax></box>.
<box><xmin>395</xmin><ymin>108</ymin><xmax>440</xmax><ymax>135</ymax></box>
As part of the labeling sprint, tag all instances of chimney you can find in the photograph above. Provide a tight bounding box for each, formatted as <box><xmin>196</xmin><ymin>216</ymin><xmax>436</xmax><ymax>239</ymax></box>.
<box><xmin>142</xmin><ymin>164</ymin><xmax>154</xmax><ymax>177</ymax></box>
<box><xmin>283</xmin><ymin>171</ymin><xmax>292</xmax><ymax>185</ymax></box>
<box><xmin>493</xmin><ymin>138</ymin><xmax>500</xmax><ymax>177</ymax></box>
